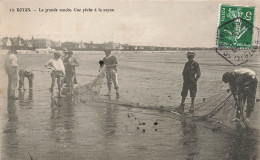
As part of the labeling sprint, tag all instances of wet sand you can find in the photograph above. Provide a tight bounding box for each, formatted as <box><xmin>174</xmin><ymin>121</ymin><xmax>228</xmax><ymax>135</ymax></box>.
<box><xmin>0</xmin><ymin>51</ymin><xmax>259</xmax><ymax>160</ymax></box>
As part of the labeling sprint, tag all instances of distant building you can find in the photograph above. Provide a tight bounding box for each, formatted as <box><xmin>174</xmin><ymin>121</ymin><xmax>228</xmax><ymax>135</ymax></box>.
<box><xmin>35</xmin><ymin>39</ymin><xmax>51</xmax><ymax>48</ymax></box>
<box><xmin>112</xmin><ymin>43</ymin><xmax>121</xmax><ymax>50</ymax></box>
<box><xmin>128</xmin><ymin>45</ymin><xmax>136</xmax><ymax>51</ymax></box>
<box><xmin>61</xmin><ymin>42</ymin><xmax>79</xmax><ymax>50</ymax></box>
<box><xmin>150</xmin><ymin>46</ymin><xmax>156</xmax><ymax>51</ymax></box>
<box><xmin>83</xmin><ymin>41</ymin><xmax>96</xmax><ymax>50</ymax></box>
<box><xmin>18</xmin><ymin>38</ymin><xmax>24</xmax><ymax>47</ymax></box>
<box><xmin>51</xmin><ymin>40</ymin><xmax>62</xmax><ymax>48</ymax></box>
<box><xmin>0</xmin><ymin>36</ymin><xmax>183</xmax><ymax>51</ymax></box>
<box><xmin>121</xmin><ymin>44</ymin><xmax>129</xmax><ymax>50</ymax></box>
<box><xmin>105</xmin><ymin>41</ymin><xmax>113</xmax><ymax>49</ymax></box>
<box><xmin>95</xmin><ymin>43</ymin><xmax>105</xmax><ymax>50</ymax></box>
<box><xmin>11</xmin><ymin>36</ymin><xmax>26</xmax><ymax>48</ymax></box>
<box><xmin>79</xmin><ymin>40</ymin><xmax>86</xmax><ymax>49</ymax></box>
<box><xmin>104</xmin><ymin>41</ymin><xmax>122</xmax><ymax>50</ymax></box>
<box><xmin>24</xmin><ymin>36</ymin><xmax>36</xmax><ymax>49</ymax></box>
<box><xmin>6</xmin><ymin>38</ymin><xmax>12</xmax><ymax>47</ymax></box>
<box><xmin>27</xmin><ymin>41</ymin><xmax>34</xmax><ymax>48</ymax></box>
<box><xmin>138</xmin><ymin>46</ymin><xmax>144</xmax><ymax>50</ymax></box>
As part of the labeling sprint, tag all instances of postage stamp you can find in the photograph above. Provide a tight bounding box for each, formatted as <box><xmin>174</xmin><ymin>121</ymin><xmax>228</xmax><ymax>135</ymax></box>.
<box><xmin>216</xmin><ymin>4</ymin><xmax>259</xmax><ymax>65</ymax></box>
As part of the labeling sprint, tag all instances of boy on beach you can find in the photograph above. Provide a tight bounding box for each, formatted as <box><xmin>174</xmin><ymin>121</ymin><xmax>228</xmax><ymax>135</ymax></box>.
<box><xmin>45</xmin><ymin>51</ymin><xmax>65</xmax><ymax>96</ymax></box>
<box><xmin>178</xmin><ymin>51</ymin><xmax>201</xmax><ymax>114</ymax></box>
<box><xmin>101</xmin><ymin>50</ymin><xmax>119</xmax><ymax>96</ymax></box>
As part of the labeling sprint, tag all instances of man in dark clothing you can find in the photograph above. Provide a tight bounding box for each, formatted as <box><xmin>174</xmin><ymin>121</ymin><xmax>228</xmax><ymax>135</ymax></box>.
<box><xmin>63</xmin><ymin>50</ymin><xmax>78</xmax><ymax>84</ymax></box>
<box><xmin>178</xmin><ymin>51</ymin><xmax>201</xmax><ymax>114</ymax></box>
<box><xmin>222</xmin><ymin>68</ymin><xmax>257</xmax><ymax>123</ymax></box>
<box><xmin>63</xmin><ymin>50</ymin><xmax>79</xmax><ymax>94</ymax></box>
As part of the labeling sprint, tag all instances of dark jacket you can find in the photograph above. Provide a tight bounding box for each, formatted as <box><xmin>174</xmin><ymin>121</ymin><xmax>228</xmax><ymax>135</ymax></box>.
<box><xmin>182</xmin><ymin>60</ymin><xmax>201</xmax><ymax>83</ymax></box>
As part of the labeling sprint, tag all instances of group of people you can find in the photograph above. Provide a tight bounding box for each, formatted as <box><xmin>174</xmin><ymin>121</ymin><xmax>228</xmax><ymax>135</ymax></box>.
<box><xmin>4</xmin><ymin>48</ymin><xmax>258</xmax><ymax>123</ymax></box>
<box><xmin>45</xmin><ymin>50</ymin><xmax>79</xmax><ymax>96</ymax></box>
<box><xmin>177</xmin><ymin>51</ymin><xmax>257</xmax><ymax>123</ymax></box>
<box><xmin>4</xmin><ymin>48</ymin><xmax>119</xmax><ymax>98</ymax></box>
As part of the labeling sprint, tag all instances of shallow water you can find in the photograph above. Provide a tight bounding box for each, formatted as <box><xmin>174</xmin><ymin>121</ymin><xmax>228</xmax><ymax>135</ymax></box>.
<box><xmin>0</xmin><ymin>51</ymin><xmax>259</xmax><ymax>160</ymax></box>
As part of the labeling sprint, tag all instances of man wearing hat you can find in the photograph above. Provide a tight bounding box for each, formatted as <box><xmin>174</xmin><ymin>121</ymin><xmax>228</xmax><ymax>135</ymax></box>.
<box><xmin>102</xmin><ymin>49</ymin><xmax>119</xmax><ymax>96</ymax></box>
<box><xmin>178</xmin><ymin>51</ymin><xmax>201</xmax><ymax>114</ymax></box>
<box><xmin>222</xmin><ymin>68</ymin><xmax>257</xmax><ymax>123</ymax></box>
<box><xmin>4</xmin><ymin>48</ymin><xmax>18</xmax><ymax>99</ymax></box>
<box><xmin>45</xmin><ymin>51</ymin><xmax>65</xmax><ymax>96</ymax></box>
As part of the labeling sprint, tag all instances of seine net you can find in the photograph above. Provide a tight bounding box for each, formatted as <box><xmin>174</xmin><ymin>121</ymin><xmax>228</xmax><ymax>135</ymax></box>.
<box><xmin>75</xmin><ymin>66</ymin><xmax>106</xmax><ymax>96</ymax></box>
<box><xmin>75</xmin><ymin>68</ymin><xmax>237</xmax><ymax>125</ymax></box>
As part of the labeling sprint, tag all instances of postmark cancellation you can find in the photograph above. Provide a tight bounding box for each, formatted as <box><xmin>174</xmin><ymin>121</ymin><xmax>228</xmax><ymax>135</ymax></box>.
<box><xmin>216</xmin><ymin>4</ymin><xmax>259</xmax><ymax>65</ymax></box>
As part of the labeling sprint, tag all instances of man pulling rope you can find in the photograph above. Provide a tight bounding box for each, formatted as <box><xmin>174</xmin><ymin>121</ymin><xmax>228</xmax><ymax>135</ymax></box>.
<box><xmin>222</xmin><ymin>68</ymin><xmax>258</xmax><ymax>124</ymax></box>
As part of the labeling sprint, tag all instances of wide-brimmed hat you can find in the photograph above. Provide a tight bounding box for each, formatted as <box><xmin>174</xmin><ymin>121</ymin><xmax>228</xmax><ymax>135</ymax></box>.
<box><xmin>186</xmin><ymin>51</ymin><xmax>196</xmax><ymax>56</ymax></box>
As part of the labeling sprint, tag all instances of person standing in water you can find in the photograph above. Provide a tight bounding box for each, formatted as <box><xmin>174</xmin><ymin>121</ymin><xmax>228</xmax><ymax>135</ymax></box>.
<box><xmin>101</xmin><ymin>49</ymin><xmax>119</xmax><ymax>96</ymax></box>
<box><xmin>63</xmin><ymin>50</ymin><xmax>79</xmax><ymax>94</ymax></box>
<box><xmin>178</xmin><ymin>51</ymin><xmax>201</xmax><ymax>114</ymax></box>
<box><xmin>4</xmin><ymin>48</ymin><xmax>19</xmax><ymax>99</ymax></box>
<box><xmin>45</xmin><ymin>51</ymin><xmax>65</xmax><ymax>97</ymax></box>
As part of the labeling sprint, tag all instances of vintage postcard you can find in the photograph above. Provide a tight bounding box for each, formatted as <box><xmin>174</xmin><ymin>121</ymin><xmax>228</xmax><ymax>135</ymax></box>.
<box><xmin>0</xmin><ymin>0</ymin><xmax>260</xmax><ymax>159</ymax></box>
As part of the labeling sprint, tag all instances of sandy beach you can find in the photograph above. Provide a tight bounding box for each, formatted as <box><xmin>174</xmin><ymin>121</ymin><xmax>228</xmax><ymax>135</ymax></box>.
<box><xmin>0</xmin><ymin>50</ymin><xmax>259</xmax><ymax>160</ymax></box>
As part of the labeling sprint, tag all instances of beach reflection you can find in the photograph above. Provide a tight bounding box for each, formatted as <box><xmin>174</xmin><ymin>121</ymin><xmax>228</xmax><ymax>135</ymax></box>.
<box><xmin>49</xmin><ymin>95</ymin><xmax>75</xmax><ymax>144</ymax></box>
<box><xmin>180</xmin><ymin>117</ymin><xmax>199</xmax><ymax>159</ymax></box>
<box><xmin>18</xmin><ymin>89</ymin><xmax>34</xmax><ymax>107</ymax></box>
<box><xmin>104</xmin><ymin>96</ymin><xmax>119</xmax><ymax>136</ymax></box>
<box><xmin>227</xmin><ymin>128</ymin><xmax>258</xmax><ymax>160</ymax></box>
<box><xmin>2</xmin><ymin>99</ymin><xmax>19</xmax><ymax>159</ymax></box>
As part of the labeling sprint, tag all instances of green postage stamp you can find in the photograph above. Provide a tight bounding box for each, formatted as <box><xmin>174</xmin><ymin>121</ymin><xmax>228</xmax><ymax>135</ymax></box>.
<box><xmin>217</xmin><ymin>4</ymin><xmax>255</xmax><ymax>49</ymax></box>
<box><xmin>216</xmin><ymin>4</ymin><xmax>258</xmax><ymax>66</ymax></box>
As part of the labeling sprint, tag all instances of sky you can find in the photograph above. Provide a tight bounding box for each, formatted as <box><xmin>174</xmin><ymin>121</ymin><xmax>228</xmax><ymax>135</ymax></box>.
<box><xmin>0</xmin><ymin>0</ymin><xmax>259</xmax><ymax>47</ymax></box>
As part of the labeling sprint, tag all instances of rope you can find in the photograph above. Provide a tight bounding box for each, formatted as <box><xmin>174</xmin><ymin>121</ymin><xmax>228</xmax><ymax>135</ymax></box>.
<box><xmin>201</xmin><ymin>94</ymin><xmax>232</xmax><ymax>119</ymax></box>
<box><xmin>118</xmin><ymin>90</ymin><xmax>230</xmax><ymax>113</ymax></box>
<box><xmin>194</xmin><ymin>92</ymin><xmax>229</xmax><ymax>111</ymax></box>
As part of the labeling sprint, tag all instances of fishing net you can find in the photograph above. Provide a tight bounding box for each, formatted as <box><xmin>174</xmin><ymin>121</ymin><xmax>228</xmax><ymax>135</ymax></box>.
<box><xmin>75</xmin><ymin>66</ymin><xmax>106</xmax><ymax>96</ymax></box>
<box><xmin>75</xmin><ymin>68</ymin><xmax>238</xmax><ymax>125</ymax></box>
<box><xmin>193</xmin><ymin>92</ymin><xmax>236</xmax><ymax>124</ymax></box>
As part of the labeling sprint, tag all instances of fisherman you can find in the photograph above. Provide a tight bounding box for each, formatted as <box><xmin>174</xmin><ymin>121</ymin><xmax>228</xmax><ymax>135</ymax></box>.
<box><xmin>4</xmin><ymin>48</ymin><xmax>19</xmax><ymax>99</ymax></box>
<box><xmin>222</xmin><ymin>68</ymin><xmax>257</xmax><ymax>123</ymax></box>
<box><xmin>45</xmin><ymin>51</ymin><xmax>65</xmax><ymax>96</ymax></box>
<box><xmin>63</xmin><ymin>50</ymin><xmax>79</xmax><ymax>94</ymax></box>
<box><xmin>101</xmin><ymin>49</ymin><xmax>119</xmax><ymax>96</ymax></box>
<box><xmin>18</xmin><ymin>68</ymin><xmax>34</xmax><ymax>90</ymax></box>
<box><xmin>178</xmin><ymin>51</ymin><xmax>201</xmax><ymax>114</ymax></box>
<box><xmin>63</xmin><ymin>50</ymin><xmax>78</xmax><ymax>84</ymax></box>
